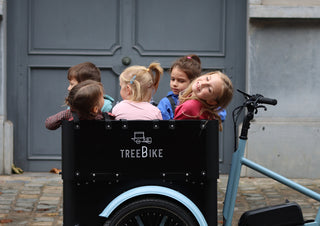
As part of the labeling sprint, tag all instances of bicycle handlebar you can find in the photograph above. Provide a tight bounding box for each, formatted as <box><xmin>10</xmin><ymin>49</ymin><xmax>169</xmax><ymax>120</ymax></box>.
<box><xmin>257</xmin><ymin>96</ymin><xmax>277</xmax><ymax>106</ymax></box>
<box><xmin>234</xmin><ymin>90</ymin><xmax>278</xmax><ymax>142</ymax></box>
<box><xmin>236</xmin><ymin>90</ymin><xmax>277</xmax><ymax>106</ymax></box>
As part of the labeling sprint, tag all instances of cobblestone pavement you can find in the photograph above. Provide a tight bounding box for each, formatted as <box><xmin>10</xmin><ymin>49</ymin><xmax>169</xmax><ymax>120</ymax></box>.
<box><xmin>217</xmin><ymin>176</ymin><xmax>320</xmax><ymax>226</ymax></box>
<box><xmin>0</xmin><ymin>173</ymin><xmax>62</xmax><ymax>226</ymax></box>
<box><xmin>0</xmin><ymin>173</ymin><xmax>319</xmax><ymax>225</ymax></box>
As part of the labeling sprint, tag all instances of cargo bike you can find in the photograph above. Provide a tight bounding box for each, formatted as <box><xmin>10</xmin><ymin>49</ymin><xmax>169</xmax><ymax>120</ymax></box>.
<box><xmin>61</xmin><ymin>90</ymin><xmax>320</xmax><ymax>225</ymax></box>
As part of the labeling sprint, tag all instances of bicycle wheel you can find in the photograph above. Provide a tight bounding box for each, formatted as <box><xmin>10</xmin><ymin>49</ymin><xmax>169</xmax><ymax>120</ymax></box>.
<box><xmin>104</xmin><ymin>197</ymin><xmax>199</xmax><ymax>226</ymax></box>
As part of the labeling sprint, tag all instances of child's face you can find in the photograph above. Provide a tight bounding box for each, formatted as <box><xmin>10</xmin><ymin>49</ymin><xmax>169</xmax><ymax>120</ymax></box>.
<box><xmin>170</xmin><ymin>67</ymin><xmax>191</xmax><ymax>95</ymax></box>
<box><xmin>68</xmin><ymin>78</ymin><xmax>78</xmax><ymax>91</ymax></box>
<box><xmin>192</xmin><ymin>73</ymin><xmax>223</xmax><ymax>105</ymax></box>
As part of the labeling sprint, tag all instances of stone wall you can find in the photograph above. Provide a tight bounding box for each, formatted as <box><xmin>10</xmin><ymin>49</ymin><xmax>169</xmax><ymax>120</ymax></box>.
<box><xmin>0</xmin><ymin>0</ymin><xmax>12</xmax><ymax>175</ymax></box>
<box><xmin>244</xmin><ymin>0</ymin><xmax>320</xmax><ymax>178</ymax></box>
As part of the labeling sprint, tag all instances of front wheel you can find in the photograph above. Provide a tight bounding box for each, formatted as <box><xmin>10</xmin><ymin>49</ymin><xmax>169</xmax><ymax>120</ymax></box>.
<box><xmin>104</xmin><ymin>197</ymin><xmax>198</xmax><ymax>226</ymax></box>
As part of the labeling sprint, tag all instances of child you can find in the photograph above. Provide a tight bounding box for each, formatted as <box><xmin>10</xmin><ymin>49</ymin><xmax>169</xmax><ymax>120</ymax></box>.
<box><xmin>67</xmin><ymin>62</ymin><xmax>114</xmax><ymax>112</ymax></box>
<box><xmin>174</xmin><ymin>71</ymin><xmax>233</xmax><ymax>130</ymax></box>
<box><xmin>157</xmin><ymin>54</ymin><xmax>227</xmax><ymax>121</ymax></box>
<box><xmin>112</xmin><ymin>62</ymin><xmax>163</xmax><ymax>120</ymax></box>
<box><xmin>157</xmin><ymin>54</ymin><xmax>201</xmax><ymax>120</ymax></box>
<box><xmin>45</xmin><ymin>80</ymin><xmax>106</xmax><ymax>130</ymax></box>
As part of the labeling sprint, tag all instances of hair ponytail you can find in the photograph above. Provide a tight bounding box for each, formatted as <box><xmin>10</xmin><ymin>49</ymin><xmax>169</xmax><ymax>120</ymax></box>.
<box><xmin>147</xmin><ymin>62</ymin><xmax>163</xmax><ymax>92</ymax></box>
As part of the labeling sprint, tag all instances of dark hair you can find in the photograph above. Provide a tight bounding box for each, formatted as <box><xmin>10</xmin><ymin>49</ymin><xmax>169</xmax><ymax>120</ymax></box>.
<box><xmin>170</xmin><ymin>54</ymin><xmax>201</xmax><ymax>81</ymax></box>
<box><xmin>66</xmin><ymin>80</ymin><xmax>104</xmax><ymax>119</ymax></box>
<box><xmin>67</xmin><ymin>62</ymin><xmax>101</xmax><ymax>83</ymax></box>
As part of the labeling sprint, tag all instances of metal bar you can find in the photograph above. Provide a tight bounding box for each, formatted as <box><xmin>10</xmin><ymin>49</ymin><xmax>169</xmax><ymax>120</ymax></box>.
<box><xmin>223</xmin><ymin>139</ymin><xmax>247</xmax><ymax>226</ymax></box>
<box><xmin>241</xmin><ymin>158</ymin><xmax>320</xmax><ymax>202</ymax></box>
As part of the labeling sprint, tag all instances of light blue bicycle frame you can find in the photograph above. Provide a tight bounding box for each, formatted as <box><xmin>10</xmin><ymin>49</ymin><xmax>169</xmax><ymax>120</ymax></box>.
<box><xmin>223</xmin><ymin>137</ymin><xmax>320</xmax><ymax>226</ymax></box>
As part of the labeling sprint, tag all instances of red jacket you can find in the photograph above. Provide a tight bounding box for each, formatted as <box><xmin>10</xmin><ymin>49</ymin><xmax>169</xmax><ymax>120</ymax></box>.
<box><xmin>174</xmin><ymin>99</ymin><xmax>211</xmax><ymax>120</ymax></box>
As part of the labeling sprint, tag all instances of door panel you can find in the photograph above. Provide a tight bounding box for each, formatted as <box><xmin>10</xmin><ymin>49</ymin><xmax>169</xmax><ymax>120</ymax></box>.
<box><xmin>134</xmin><ymin>0</ymin><xmax>225</xmax><ymax>55</ymax></box>
<box><xmin>7</xmin><ymin>0</ymin><xmax>246</xmax><ymax>172</ymax></box>
<box><xmin>29</xmin><ymin>68</ymin><xmax>67</xmax><ymax>160</ymax></box>
<box><xmin>29</xmin><ymin>0</ymin><xmax>120</xmax><ymax>54</ymax></box>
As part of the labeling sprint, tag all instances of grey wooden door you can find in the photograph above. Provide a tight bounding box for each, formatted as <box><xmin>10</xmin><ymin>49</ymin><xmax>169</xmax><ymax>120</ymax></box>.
<box><xmin>7</xmin><ymin>0</ymin><xmax>246</xmax><ymax>172</ymax></box>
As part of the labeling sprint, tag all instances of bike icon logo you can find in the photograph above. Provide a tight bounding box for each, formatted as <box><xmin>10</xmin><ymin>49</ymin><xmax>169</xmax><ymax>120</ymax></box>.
<box><xmin>131</xmin><ymin>131</ymin><xmax>152</xmax><ymax>144</ymax></box>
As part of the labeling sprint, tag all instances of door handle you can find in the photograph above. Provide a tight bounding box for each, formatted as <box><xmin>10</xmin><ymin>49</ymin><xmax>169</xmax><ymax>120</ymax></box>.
<box><xmin>122</xmin><ymin>57</ymin><xmax>131</xmax><ymax>66</ymax></box>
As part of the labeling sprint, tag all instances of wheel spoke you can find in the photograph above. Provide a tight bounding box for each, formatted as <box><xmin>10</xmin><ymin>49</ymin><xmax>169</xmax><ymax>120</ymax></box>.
<box><xmin>159</xmin><ymin>215</ymin><xmax>168</xmax><ymax>226</ymax></box>
<box><xmin>105</xmin><ymin>198</ymin><xmax>197</xmax><ymax>226</ymax></box>
<box><xmin>135</xmin><ymin>215</ymin><xmax>144</xmax><ymax>226</ymax></box>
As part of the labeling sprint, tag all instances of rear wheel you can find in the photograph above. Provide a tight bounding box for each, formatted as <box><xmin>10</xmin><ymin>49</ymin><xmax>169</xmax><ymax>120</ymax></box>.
<box><xmin>104</xmin><ymin>197</ymin><xmax>198</xmax><ymax>226</ymax></box>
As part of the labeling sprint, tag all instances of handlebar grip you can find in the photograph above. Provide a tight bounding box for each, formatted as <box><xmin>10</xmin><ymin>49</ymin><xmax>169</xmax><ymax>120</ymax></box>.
<box><xmin>258</xmin><ymin>97</ymin><xmax>277</xmax><ymax>105</ymax></box>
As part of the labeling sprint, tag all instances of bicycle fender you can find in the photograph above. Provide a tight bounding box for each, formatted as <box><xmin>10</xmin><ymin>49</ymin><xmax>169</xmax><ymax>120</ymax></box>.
<box><xmin>99</xmin><ymin>185</ymin><xmax>208</xmax><ymax>226</ymax></box>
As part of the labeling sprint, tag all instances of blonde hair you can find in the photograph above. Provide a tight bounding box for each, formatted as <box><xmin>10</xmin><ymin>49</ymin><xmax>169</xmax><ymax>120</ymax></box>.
<box><xmin>119</xmin><ymin>62</ymin><xmax>163</xmax><ymax>102</ymax></box>
<box><xmin>179</xmin><ymin>71</ymin><xmax>233</xmax><ymax>130</ymax></box>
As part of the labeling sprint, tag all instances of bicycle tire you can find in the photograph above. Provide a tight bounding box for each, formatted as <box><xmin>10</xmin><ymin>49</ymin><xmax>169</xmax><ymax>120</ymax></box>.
<box><xmin>104</xmin><ymin>197</ymin><xmax>199</xmax><ymax>226</ymax></box>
